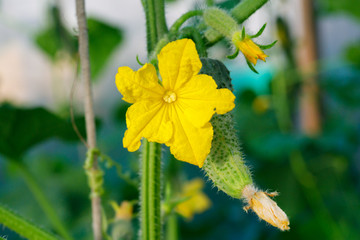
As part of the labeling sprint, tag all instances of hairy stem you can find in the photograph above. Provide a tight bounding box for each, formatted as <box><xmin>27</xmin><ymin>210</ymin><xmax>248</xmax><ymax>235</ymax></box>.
<box><xmin>230</xmin><ymin>0</ymin><xmax>269</xmax><ymax>24</ymax></box>
<box><xmin>75</xmin><ymin>0</ymin><xmax>102</xmax><ymax>239</ymax></box>
<box><xmin>15</xmin><ymin>162</ymin><xmax>72</xmax><ymax>240</ymax></box>
<box><xmin>169</xmin><ymin>10</ymin><xmax>203</xmax><ymax>34</ymax></box>
<box><xmin>144</xmin><ymin>0</ymin><xmax>158</xmax><ymax>54</ymax></box>
<box><xmin>141</xmin><ymin>140</ymin><xmax>162</xmax><ymax>240</ymax></box>
<box><xmin>0</xmin><ymin>203</ymin><xmax>59</xmax><ymax>240</ymax></box>
<box><xmin>139</xmin><ymin>0</ymin><xmax>166</xmax><ymax>239</ymax></box>
<box><xmin>154</xmin><ymin>0</ymin><xmax>168</xmax><ymax>38</ymax></box>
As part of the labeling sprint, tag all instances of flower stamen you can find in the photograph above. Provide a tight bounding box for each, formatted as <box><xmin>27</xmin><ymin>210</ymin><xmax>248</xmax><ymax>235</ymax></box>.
<box><xmin>163</xmin><ymin>91</ymin><xmax>177</xmax><ymax>103</ymax></box>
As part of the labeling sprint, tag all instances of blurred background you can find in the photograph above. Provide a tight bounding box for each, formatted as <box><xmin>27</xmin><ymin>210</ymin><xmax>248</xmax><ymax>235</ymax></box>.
<box><xmin>1</xmin><ymin>0</ymin><xmax>360</xmax><ymax>239</ymax></box>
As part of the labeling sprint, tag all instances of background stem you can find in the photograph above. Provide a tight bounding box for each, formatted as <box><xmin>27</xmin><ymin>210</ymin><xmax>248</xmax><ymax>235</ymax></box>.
<box><xmin>165</xmin><ymin>213</ymin><xmax>178</xmax><ymax>240</ymax></box>
<box><xmin>230</xmin><ymin>0</ymin><xmax>269</xmax><ymax>24</ymax></box>
<box><xmin>0</xmin><ymin>203</ymin><xmax>59</xmax><ymax>240</ymax></box>
<box><xmin>14</xmin><ymin>162</ymin><xmax>72</xmax><ymax>240</ymax></box>
<box><xmin>75</xmin><ymin>0</ymin><xmax>102</xmax><ymax>239</ymax></box>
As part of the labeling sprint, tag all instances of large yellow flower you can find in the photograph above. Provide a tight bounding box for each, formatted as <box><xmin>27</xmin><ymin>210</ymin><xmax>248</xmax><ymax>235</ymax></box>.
<box><xmin>115</xmin><ymin>39</ymin><xmax>235</xmax><ymax>167</ymax></box>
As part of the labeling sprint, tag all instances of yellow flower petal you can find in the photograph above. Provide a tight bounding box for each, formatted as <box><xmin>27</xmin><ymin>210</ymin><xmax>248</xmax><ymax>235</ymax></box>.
<box><xmin>116</xmin><ymin>63</ymin><xmax>164</xmax><ymax>103</ymax></box>
<box><xmin>123</xmin><ymin>101</ymin><xmax>173</xmax><ymax>151</ymax></box>
<box><xmin>167</xmin><ymin>105</ymin><xmax>213</xmax><ymax>167</ymax></box>
<box><xmin>175</xmin><ymin>178</ymin><xmax>211</xmax><ymax>220</ymax></box>
<box><xmin>177</xmin><ymin>74</ymin><xmax>235</xmax><ymax>128</ymax></box>
<box><xmin>158</xmin><ymin>39</ymin><xmax>202</xmax><ymax>91</ymax></box>
<box><xmin>237</xmin><ymin>38</ymin><xmax>268</xmax><ymax>65</ymax></box>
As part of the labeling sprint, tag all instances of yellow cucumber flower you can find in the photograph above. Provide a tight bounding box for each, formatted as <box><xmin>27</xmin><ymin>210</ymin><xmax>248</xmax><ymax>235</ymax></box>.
<box><xmin>175</xmin><ymin>178</ymin><xmax>211</xmax><ymax>220</ymax></box>
<box><xmin>110</xmin><ymin>201</ymin><xmax>133</xmax><ymax>221</ymax></box>
<box><xmin>115</xmin><ymin>39</ymin><xmax>235</xmax><ymax>167</ymax></box>
<box><xmin>235</xmin><ymin>36</ymin><xmax>267</xmax><ymax>65</ymax></box>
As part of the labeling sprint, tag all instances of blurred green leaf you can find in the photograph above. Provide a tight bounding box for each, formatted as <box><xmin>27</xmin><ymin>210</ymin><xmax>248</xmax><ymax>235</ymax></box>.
<box><xmin>322</xmin><ymin>76</ymin><xmax>360</xmax><ymax>107</ymax></box>
<box><xmin>35</xmin><ymin>6</ymin><xmax>77</xmax><ymax>60</ymax></box>
<box><xmin>345</xmin><ymin>41</ymin><xmax>360</xmax><ymax>67</ymax></box>
<box><xmin>318</xmin><ymin>0</ymin><xmax>360</xmax><ymax>20</ymax></box>
<box><xmin>88</xmin><ymin>18</ymin><xmax>123</xmax><ymax>80</ymax></box>
<box><xmin>113</xmin><ymin>102</ymin><xmax>131</xmax><ymax>125</ymax></box>
<box><xmin>0</xmin><ymin>104</ymin><xmax>86</xmax><ymax>159</ymax></box>
<box><xmin>35</xmin><ymin>6</ymin><xmax>123</xmax><ymax>81</ymax></box>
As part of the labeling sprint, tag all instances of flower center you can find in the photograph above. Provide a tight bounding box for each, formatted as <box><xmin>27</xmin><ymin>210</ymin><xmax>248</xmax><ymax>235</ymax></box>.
<box><xmin>163</xmin><ymin>91</ymin><xmax>177</xmax><ymax>103</ymax></box>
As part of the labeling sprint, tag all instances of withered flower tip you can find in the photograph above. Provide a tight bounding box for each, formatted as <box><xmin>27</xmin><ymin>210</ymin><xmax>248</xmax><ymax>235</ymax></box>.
<box><xmin>242</xmin><ymin>184</ymin><xmax>290</xmax><ymax>231</ymax></box>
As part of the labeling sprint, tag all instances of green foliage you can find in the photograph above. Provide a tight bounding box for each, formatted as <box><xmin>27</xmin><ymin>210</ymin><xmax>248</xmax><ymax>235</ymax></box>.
<box><xmin>35</xmin><ymin>6</ymin><xmax>123</xmax><ymax>81</ymax></box>
<box><xmin>317</xmin><ymin>0</ymin><xmax>360</xmax><ymax>20</ymax></box>
<box><xmin>35</xmin><ymin>6</ymin><xmax>77</xmax><ymax>60</ymax></box>
<box><xmin>0</xmin><ymin>204</ymin><xmax>59</xmax><ymax>240</ymax></box>
<box><xmin>345</xmin><ymin>41</ymin><xmax>360</xmax><ymax>68</ymax></box>
<box><xmin>0</xmin><ymin>104</ymin><xmax>86</xmax><ymax>159</ymax></box>
<box><xmin>87</xmin><ymin>18</ymin><xmax>123</xmax><ymax>80</ymax></box>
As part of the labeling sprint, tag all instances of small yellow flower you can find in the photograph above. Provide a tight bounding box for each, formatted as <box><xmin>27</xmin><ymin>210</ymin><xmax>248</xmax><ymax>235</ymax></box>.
<box><xmin>115</xmin><ymin>39</ymin><xmax>235</xmax><ymax>167</ymax></box>
<box><xmin>175</xmin><ymin>178</ymin><xmax>211</xmax><ymax>220</ymax></box>
<box><xmin>110</xmin><ymin>201</ymin><xmax>133</xmax><ymax>221</ymax></box>
<box><xmin>252</xmin><ymin>96</ymin><xmax>270</xmax><ymax>114</ymax></box>
<box><xmin>233</xmin><ymin>35</ymin><xmax>268</xmax><ymax>65</ymax></box>
<box><xmin>242</xmin><ymin>184</ymin><xmax>290</xmax><ymax>231</ymax></box>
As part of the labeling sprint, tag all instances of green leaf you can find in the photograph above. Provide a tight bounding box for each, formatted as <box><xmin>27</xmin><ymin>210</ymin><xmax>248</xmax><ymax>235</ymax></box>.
<box><xmin>345</xmin><ymin>41</ymin><xmax>360</xmax><ymax>68</ymax></box>
<box><xmin>0</xmin><ymin>104</ymin><xmax>87</xmax><ymax>159</ymax></box>
<box><xmin>318</xmin><ymin>0</ymin><xmax>360</xmax><ymax>21</ymax></box>
<box><xmin>35</xmin><ymin>6</ymin><xmax>77</xmax><ymax>60</ymax></box>
<box><xmin>88</xmin><ymin>18</ymin><xmax>123</xmax><ymax>80</ymax></box>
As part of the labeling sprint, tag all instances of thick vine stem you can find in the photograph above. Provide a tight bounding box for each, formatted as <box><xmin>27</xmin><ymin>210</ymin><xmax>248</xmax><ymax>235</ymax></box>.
<box><xmin>169</xmin><ymin>10</ymin><xmax>203</xmax><ymax>35</ymax></box>
<box><xmin>140</xmin><ymin>140</ymin><xmax>162</xmax><ymax>240</ymax></box>
<box><xmin>140</xmin><ymin>0</ymin><xmax>166</xmax><ymax>239</ymax></box>
<box><xmin>75</xmin><ymin>0</ymin><xmax>102</xmax><ymax>239</ymax></box>
<box><xmin>230</xmin><ymin>0</ymin><xmax>269</xmax><ymax>24</ymax></box>
<box><xmin>0</xmin><ymin>204</ymin><xmax>59</xmax><ymax>240</ymax></box>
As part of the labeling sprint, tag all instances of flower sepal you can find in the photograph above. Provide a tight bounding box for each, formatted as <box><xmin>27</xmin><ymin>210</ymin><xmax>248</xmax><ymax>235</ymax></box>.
<box><xmin>231</xmin><ymin>24</ymin><xmax>276</xmax><ymax>73</ymax></box>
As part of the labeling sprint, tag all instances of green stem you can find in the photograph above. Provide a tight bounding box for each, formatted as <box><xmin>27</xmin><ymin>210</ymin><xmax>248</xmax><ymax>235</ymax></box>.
<box><xmin>290</xmin><ymin>152</ymin><xmax>343</xmax><ymax>239</ymax></box>
<box><xmin>169</xmin><ymin>10</ymin><xmax>203</xmax><ymax>34</ymax></box>
<box><xmin>144</xmin><ymin>0</ymin><xmax>158</xmax><ymax>53</ymax></box>
<box><xmin>0</xmin><ymin>204</ymin><xmax>59</xmax><ymax>240</ymax></box>
<box><xmin>140</xmin><ymin>140</ymin><xmax>162</xmax><ymax>240</ymax></box>
<box><xmin>154</xmin><ymin>0</ymin><xmax>168</xmax><ymax>38</ymax></box>
<box><xmin>230</xmin><ymin>0</ymin><xmax>269</xmax><ymax>24</ymax></box>
<box><xmin>14</xmin><ymin>162</ymin><xmax>73</xmax><ymax>240</ymax></box>
<box><xmin>140</xmin><ymin>0</ymin><xmax>167</xmax><ymax>239</ymax></box>
<box><xmin>165</xmin><ymin>213</ymin><xmax>178</xmax><ymax>240</ymax></box>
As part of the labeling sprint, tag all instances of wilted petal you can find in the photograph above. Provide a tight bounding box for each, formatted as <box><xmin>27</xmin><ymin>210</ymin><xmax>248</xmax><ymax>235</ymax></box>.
<box><xmin>242</xmin><ymin>185</ymin><xmax>290</xmax><ymax>231</ymax></box>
